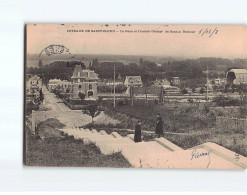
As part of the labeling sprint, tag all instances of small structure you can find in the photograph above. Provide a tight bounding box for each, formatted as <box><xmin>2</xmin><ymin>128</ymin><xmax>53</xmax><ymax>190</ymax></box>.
<box><xmin>171</xmin><ymin>77</ymin><xmax>180</xmax><ymax>86</ymax></box>
<box><xmin>214</xmin><ymin>78</ymin><xmax>226</xmax><ymax>85</ymax></box>
<box><xmin>71</xmin><ymin>65</ymin><xmax>99</xmax><ymax>100</ymax></box>
<box><xmin>124</xmin><ymin>76</ymin><xmax>143</xmax><ymax>87</ymax></box>
<box><xmin>164</xmin><ymin>86</ymin><xmax>180</xmax><ymax>94</ymax></box>
<box><xmin>153</xmin><ymin>79</ymin><xmax>171</xmax><ymax>88</ymax></box>
<box><xmin>48</xmin><ymin>79</ymin><xmax>62</xmax><ymax>92</ymax></box>
<box><xmin>226</xmin><ymin>69</ymin><xmax>247</xmax><ymax>85</ymax></box>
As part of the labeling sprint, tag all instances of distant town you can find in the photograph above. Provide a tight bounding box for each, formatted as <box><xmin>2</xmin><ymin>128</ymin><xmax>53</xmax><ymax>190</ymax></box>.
<box><xmin>26</xmin><ymin>56</ymin><xmax>247</xmax><ymax>109</ymax></box>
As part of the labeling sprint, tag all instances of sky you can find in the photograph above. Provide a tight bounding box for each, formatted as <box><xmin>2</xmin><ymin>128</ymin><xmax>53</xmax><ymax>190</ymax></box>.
<box><xmin>26</xmin><ymin>24</ymin><xmax>247</xmax><ymax>59</ymax></box>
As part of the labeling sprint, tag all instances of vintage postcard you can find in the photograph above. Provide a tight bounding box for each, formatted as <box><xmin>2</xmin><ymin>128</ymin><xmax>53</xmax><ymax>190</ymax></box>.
<box><xmin>24</xmin><ymin>24</ymin><xmax>247</xmax><ymax>169</ymax></box>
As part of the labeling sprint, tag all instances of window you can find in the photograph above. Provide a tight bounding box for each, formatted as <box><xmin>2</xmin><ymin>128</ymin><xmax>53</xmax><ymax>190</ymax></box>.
<box><xmin>89</xmin><ymin>84</ymin><xmax>92</xmax><ymax>90</ymax></box>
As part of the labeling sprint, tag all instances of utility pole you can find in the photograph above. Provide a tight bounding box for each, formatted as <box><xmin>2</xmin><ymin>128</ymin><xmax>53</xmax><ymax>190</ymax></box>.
<box><xmin>113</xmin><ymin>64</ymin><xmax>116</xmax><ymax>107</ymax></box>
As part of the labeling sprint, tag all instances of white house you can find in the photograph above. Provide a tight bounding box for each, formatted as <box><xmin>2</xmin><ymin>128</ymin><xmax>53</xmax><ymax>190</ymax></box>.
<box><xmin>124</xmin><ymin>76</ymin><xmax>143</xmax><ymax>87</ymax></box>
<box><xmin>227</xmin><ymin>69</ymin><xmax>247</xmax><ymax>85</ymax></box>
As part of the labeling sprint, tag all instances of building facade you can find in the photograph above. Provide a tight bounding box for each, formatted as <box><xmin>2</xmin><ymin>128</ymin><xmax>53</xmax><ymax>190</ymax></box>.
<box><xmin>71</xmin><ymin>65</ymin><xmax>98</xmax><ymax>100</ymax></box>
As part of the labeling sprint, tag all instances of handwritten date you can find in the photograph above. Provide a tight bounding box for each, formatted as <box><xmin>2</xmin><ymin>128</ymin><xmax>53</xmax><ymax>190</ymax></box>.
<box><xmin>199</xmin><ymin>27</ymin><xmax>218</xmax><ymax>38</ymax></box>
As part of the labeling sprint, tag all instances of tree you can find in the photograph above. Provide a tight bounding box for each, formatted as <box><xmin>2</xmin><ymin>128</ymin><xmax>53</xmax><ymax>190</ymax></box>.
<box><xmin>78</xmin><ymin>92</ymin><xmax>86</xmax><ymax>101</ymax></box>
<box><xmin>80</xmin><ymin>61</ymin><xmax>86</xmax><ymax>69</ymax></box>
<box><xmin>38</xmin><ymin>59</ymin><xmax>43</xmax><ymax>68</ymax></box>
<box><xmin>181</xmin><ymin>88</ymin><xmax>188</xmax><ymax>94</ymax></box>
<box><xmin>92</xmin><ymin>58</ymin><xmax>99</xmax><ymax>68</ymax></box>
<box><xmin>238</xmin><ymin>83</ymin><xmax>247</xmax><ymax>106</ymax></box>
<box><xmin>39</xmin><ymin>89</ymin><xmax>44</xmax><ymax>104</ymax></box>
<box><xmin>89</xmin><ymin>62</ymin><xmax>92</xmax><ymax>70</ymax></box>
<box><xmin>26</xmin><ymin>101</ymin><xmax>39</xmax><ymax>116</ymax></box>
<box><xmin>139</xmin><ymin>58</ymin><xmax>144</xmax><ymax>66</ymax></box>
<box><xmin>82</xmin><ymin>104</ymin><xmax>101</xmax><ymax>123</ymax></box>
<box><xmin>200</xmin><ymin>87</ymin><xmax>205</xmax><ymax>94</ymax></box>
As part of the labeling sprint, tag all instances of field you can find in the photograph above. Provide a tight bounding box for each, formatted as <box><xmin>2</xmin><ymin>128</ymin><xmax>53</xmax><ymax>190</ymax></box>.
<box><xmin>25</xmin><ymin>118</ymin><xmax>131</xmax><ymax>167</ymax></box>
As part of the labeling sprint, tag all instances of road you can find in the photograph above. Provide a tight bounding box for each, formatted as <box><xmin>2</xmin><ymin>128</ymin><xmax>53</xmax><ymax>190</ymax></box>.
<box><xmin>35</xmin><ymin>86</ymin><xmax>91</xmax><ymax>128</ymax></box>
<box><xmin>33</xmin><ymin>86</ymin><xmax>119</xmax><ymax>128</ymax></box>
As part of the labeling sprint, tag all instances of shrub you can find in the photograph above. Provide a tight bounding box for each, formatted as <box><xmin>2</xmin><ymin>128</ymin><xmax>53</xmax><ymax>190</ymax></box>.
<box><xmin>78</xmin><ymin>92</ymin><xmax>86</xmax><ymax>101</ymax></box>
<box><xmin>200</xmin><ymin>87</ymin><xmax>205</xmax><ymax>94</ymax></box>
<box><xmin>181</xmin><ymin>88</ymin><xmax>188</xmax><ymax>94</ymax></box>
<box><xmin>212</xmin><ymin>95</ymin><xmax>240</xmax><ymax>107</ymax></box>
<box><xmin>239</xmin><ymin>106</ymin><xmax>247</xmax><ymax>118</ymax></box>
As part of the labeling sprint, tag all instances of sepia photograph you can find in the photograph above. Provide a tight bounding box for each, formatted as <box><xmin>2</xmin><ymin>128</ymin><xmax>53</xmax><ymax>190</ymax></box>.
<box><xmin>24</xmin><ymin>24</ymin><xmax>247</xmax><ymax>169</ymax></box>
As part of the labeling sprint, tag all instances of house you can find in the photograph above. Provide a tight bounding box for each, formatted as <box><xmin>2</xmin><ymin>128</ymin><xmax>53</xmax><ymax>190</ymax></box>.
<box><xmin>153</xmin><ymin>79</ymin><xmax>171</xmax><ymax>88</ymax></box>
<box><xmin>48</xmin><ymin>79</ymin><xmax>62</xmax><ymax>92</ymax></box>
<box><xmin>226</xmin><ymin>69</ymin><xmax>247</xmax><ymax>85</ymax></box>
<box><xmin>71</xmin><ymin>65</ymin><xmax>99</xmax><ymax>100</ymax></box>
<box><xmin>26</xmin><ymin>75</ymin><xmax>42</xmax><ymax>103</ymax></box>
<box><xmin>214</xmin><ymin>78</ymin><xmax>226</xmax><ymax>85</ymax></box>
<box><xmin>171</xmin><ymin>77</ymin><xmax>180</xmax><ymax>86</ymax></box>
<box><xmin>26</xmin><ymin>75</ymin><xmax>42</xmax><ymax>93</ymax></box>
<box><xmin>124</xmin><ymin>76</ymin><xmax>143</xmax><ymax>87</ymax></box>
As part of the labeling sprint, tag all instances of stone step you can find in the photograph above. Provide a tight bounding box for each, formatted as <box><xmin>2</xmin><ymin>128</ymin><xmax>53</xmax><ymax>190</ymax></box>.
<box><xmin>83</xmin><ymin>133</ymin><xmax>115</xmax><ymax>145</ymax></box>
<box><xmin>142</xmin><ymin>147</ymin><xmax>244</xmax><ymax>169</ymax></box>
<box><xmin>111</xmin><ymin>132</ymin><xmax>122</xmax><ymax>138</ymax></box>
<box><xmin>127</xmin><ymin>134</ymin><xmax>134</xmax><ymax>140</ymax></box>
<box><xmin>91</xmin><ymin>129</ymin><xmax>98</xmax><ymax>134</ymax></box>
<box><xmin>99</xmin><ymin>130</ymin><xmax>108</xmax><ymax>135</ymax></box>
<box><xmin>96</xmin><ymin>137</ymin><xmax>135</xmax><ymax>155</ymax></box>
<box><xmin>155</xmin><ymin>137</ymin><xmax>183</xmax><ymax>151</ymax></box>
<box><xmin>192</xmin><ymin>142</ymin><xmax>247</xmax><ymax>169</ymax></box>
<box><xmin>120</xmin><ymin>141</ymin><xmax>172</xmax><ymax>168</ymax></box>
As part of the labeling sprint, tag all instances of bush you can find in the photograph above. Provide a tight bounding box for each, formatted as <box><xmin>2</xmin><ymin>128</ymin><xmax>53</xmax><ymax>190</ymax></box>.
<box><xmin>239</xmin><ymin>106</ymin><xmax>247</xmax><ymax>118</ymax></box>
<box><xmin>97</xmin><ymin>84</ymin><xmax>127</xmax><ymax>93</ymax></box>
<box><xmin>212</xmin><ymin>95</ymin><xmax>240</xmax><ymax>107</ymax></box>
<box><xmin>200</xmin><ymin>87</ymin><xmax>205</xmax><ymax>94</ymax></box>
<box><xmin>26</xmin><ymin>101</ymin><xmax>39</xmax><ymax>116</ymax></box>
<box><xmin>117</xmin><ymin>100</ymin><xmax>125</xmax><ymax>106</ymax></box>
<box><xmin>181</xmin><ymin>88</ymin><xmax>188</xmax><ymax>94</ymax></box>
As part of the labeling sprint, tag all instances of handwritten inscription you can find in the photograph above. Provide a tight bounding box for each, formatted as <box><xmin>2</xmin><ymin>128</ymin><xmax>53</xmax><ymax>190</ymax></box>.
<box><xmin>199</xmin><ymin>27</ymin><xmax>218</xmax><ymax>38</ymax></box>
<box><xmin>234</xmin><ymin>153</ymin><xmax>240</xmax><ymax>161</ymax></box>
<box><xmin>191</xmin><ymin>149</ymin><xmax>212</xmax><ymax>168</ymax></box>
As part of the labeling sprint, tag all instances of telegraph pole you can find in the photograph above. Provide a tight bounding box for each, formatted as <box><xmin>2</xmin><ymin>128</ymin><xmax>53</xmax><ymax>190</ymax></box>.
<box><xmin>113</xmin><ymin>64</ymin><xmax>116</xmax><ymax>107</ymax></box>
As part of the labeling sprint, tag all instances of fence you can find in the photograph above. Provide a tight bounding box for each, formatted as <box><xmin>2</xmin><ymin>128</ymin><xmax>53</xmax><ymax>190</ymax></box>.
<box><xmin>63</xmin><ymin>99</ymin><xmax>87</xmax><ymax>110</ymax></box>
<box><xmin>216</xmin><ymin>117</ymin><xmax>247</xmax><ymax>134</ymax></box>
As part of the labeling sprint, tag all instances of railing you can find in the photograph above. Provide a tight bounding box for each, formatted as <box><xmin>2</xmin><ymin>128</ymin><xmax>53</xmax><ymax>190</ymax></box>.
<box><xmin>216</xmin><ymin>117</ymin><xmax>247</xmax><ymax>134</ymax></box>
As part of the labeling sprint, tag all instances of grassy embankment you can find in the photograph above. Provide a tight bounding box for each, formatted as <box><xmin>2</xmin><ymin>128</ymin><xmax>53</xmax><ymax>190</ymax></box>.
<box><xmin>84</xmin><ymin>99</ymin><xmax>247</xmax><ymax>157</ymax></box>
<box><xmin>25</xmin><ymin>118</ymin><xmax>131</xmax><ymax>167</ymax></box>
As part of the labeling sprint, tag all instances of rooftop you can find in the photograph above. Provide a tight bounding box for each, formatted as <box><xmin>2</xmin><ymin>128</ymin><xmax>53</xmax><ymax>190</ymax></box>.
<box><xmin>71</xmin><ymin>65</ymin><xmax>98</xmax><ymax>80</ymax></box>
<box><xmin>228</xmin><ymin>69</ymin><xmax>247</xmax><ymax>74</ymax></box>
